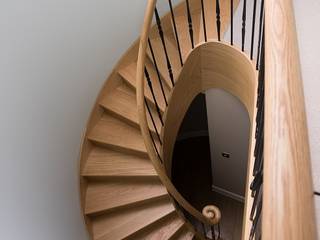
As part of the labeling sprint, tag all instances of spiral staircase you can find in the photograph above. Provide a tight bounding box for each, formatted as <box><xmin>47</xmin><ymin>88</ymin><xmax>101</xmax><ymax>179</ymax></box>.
<box><xmin>79</xmin><ymin>1</ymin><xmax>318</xmax><ymax>240</ymax></box>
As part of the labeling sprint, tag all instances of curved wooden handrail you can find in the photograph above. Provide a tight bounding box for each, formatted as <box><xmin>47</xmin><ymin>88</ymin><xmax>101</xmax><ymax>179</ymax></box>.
<box><xmin>202</xmin><ymin>205</ymin><xmax>221</xmax><ymax>225</ymax></box>
<box><xmin>263</xmin><ymin>0</ymin><xmax>317</xmax><ymax>239</ymax></box>
<box><xmin>136</xmin><ymin>0</ymin><xmax>219</xmax><ymax>227</ymax></box>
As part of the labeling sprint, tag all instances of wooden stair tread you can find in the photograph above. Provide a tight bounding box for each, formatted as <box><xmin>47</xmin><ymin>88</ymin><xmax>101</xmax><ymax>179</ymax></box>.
<box><xmin>91</xmin><ymin>196</ymin><xmax>175</xmax><ymax>240</ymax></box>
<box><xmin>118</xmin><ymin>60</ymin><xmax>169</xmax><ymax>112</ymax></box>
<box><xmin>82</xmin><ymin>147</ymin><xmax>157</xmax><ymax>177</ymax></box>
<box><xmin>85</xmin><ymin>178</ymin><xmax>167</xmax><ymax>215</ymax></box>
<box><xmin>87</xmin><ymin>114</ymin><xmax>149</xmax><ymax>156</ymax></box>
<box><xmin>146</xmin><ymin>36</ymin><xmax>182</xmax><ymax>87</ymax></box>
<box><xmin>171</xmin><ymin>1</ymin><xmax>202</xmax><ymax>61</ymax></box>
<box><xmin>127</xmin><ymin>211</ymin><xmax>185</xmax><ymax>240</ymax></box>
<box><xmin>99</xmin><ymin>84</ymin><xmax>162</xmax><ymax>134</ymax></box>
<box><xmin>171</xmin><ymin>224</ymin><xmax>194</xmax><ymax>240</ymax></box>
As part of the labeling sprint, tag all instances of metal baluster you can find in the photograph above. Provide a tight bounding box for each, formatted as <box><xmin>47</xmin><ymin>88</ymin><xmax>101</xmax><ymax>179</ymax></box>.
<box><xmin>256</xmin><ymin>96</ymin><xmax>264</xmax><ymax>125</ymax></box>
<box><xmin>185</xmin><ymin>0</ymin><xmax>194</xmax><ymax>48</ymax></box>
<box><xmin>256</xmin><ymin>66</ymin><xmax>265</xmax><ymax>110</ymax></box>
<box><xmin>168</xmin><ymin>0</ymin><xmax>184</xmax><ymax>67</ymax></box>
<box><xmin>211</xmin><ymin>225</ymin><xmax>216</xmax><ymax>240</ymax></box>
<box><xmin>144</xmin><ymin>67</ymin><xmax>164</xmax><ymax>126</ymax></box>
<box><xmin>145</xmin><ymin>98</ymin><xmax>162</xmax><ymax>145</ymax></box>
<box><xmin>249</xmin><ymin>20</ymin><xmax>264</xmax><ymax>240</ymax></box>
<box><xmin>201</xmin><ymin>0</ymin><xmax>207</xmax><ymax>42</ymax></box>
<box><xmin>148</xmin><ymin>129</ymin><xmax>162</xmax><ymax>163</ymax></box>
<box><xmin>250</xmin><ymin>170</ymin><xmax>263</xmax><ymax>193</ymax></box>
<box><xmin>254</xmin><ymin>126</ymin><xmax>264</xmax><ymax>158</ymax></box>
<box><xmin>216</xmin><ymin>0</ymin><xmax>221</xmax><ymax>41</ymax></box>
<box><xmin>256</xmin><ymin>0</ymin><xmax>264</xmax><ymax>70</ymax></box>
<box><xmin>201</xmin><ymin>223</ymin><xmax>207</xmax><ymax>238</ymax></box>
<box><xmin>231</xmin><ymin>0</ymin><xmax>234</xmax><ymax>45</ymax></box>
<box><xmin>250</xmin><ymin>186</ymin><xmax>262</xmax><ymax>220</ymax></box>
<box><xmin>253</xmin><ymin>140</ymin><xmax>264</xmax><ymax>176</ymax></box>
<box><xmin>241</xmin><ymin>0</ymin><xmax>247</xmax><ymax>51</ymax></box>
<box><xmin>148</xmin><ymin>38</ymin><xmax>168</xmax><ymax>107</ymax></box>
<box><xmin>249</xmin><ymin>199</ymin><xmax>262</xmax><ymax>240</ymax></box>
<box><xmin>250</xmin><ymin>0</ymin><xmax>257</xmax><ymax>59</ymax></box>
<box><xmin>154</xmin><ymin>7</ymin><xmax>175</xmax><ymax>87</ymax></box>
<box><xmin>255</xmin><ymin>102</ymin><xmax>264</xmax><ymax>138</ymax></box>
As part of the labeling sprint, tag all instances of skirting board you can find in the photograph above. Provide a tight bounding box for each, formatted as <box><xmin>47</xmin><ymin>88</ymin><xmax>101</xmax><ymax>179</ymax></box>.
<box><xmin>212</xmin><ymin>185</ymin><xmax>245</xmax><ymax>203</ymax></box>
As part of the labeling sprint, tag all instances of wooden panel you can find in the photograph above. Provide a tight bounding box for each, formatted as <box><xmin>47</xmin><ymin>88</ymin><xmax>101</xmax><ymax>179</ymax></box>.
<box><xmin>91</xmin><ymin>196</ymin><xmax>174</xmax><ymax>240</ymax></box>
<box><xmin>127</xmin><ymin>211</ymin><xmax>184</xmax><ymax>240</ymax></box>
<box><xmin>82</xmin><ymin>147</ymin><xmax>156</xmax><ymax>177</ymax></box>
<box><xmin>263</xmin><ymin>0</ymin><xmax>317</xmax><ymax>239</ymax></box>
<box><xmin>85</xmin><ymin>178</ymin><xmax>167</xmax><ymax>215</ymax></box>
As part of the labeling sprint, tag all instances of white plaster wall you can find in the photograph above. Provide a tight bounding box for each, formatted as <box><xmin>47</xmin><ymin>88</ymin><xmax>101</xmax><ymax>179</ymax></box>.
<box><xmin>0</xmin><ymin>1</ymin><xmax>179</xmax><ymax>239</ymax></box>
<box><xmin>293</xmin><ymin>0</ymin><xmax>320</xmax><ymax>237</ymax></box>
<box><xmin>206</xmin><ymin>89</ymin><xmax>250</xmax><ymax>200</ymax></box>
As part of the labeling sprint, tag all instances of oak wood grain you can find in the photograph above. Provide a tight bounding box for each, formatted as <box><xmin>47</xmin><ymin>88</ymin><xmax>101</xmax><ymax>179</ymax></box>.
<box><xmin>263</xmin><ymin>0</ymin><xmax>317</xmax><ymax>239</ymax></box>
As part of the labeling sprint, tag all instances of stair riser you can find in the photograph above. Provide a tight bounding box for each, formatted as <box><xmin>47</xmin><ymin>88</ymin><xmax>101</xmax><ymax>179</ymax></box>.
<box><xmin>87</xmin><ymin>140</ymin><xmax>149</xmax><ymax>158</ymax></box>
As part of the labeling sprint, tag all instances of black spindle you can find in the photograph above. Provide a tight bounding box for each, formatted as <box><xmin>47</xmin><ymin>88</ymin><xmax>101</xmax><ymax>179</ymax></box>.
<box><xmin>201</xmin><ymin>223</ymin><xmax>206</xmax><ymax>237</ymax></box>
<box><xmin>250</xmin><ymin>0</ymin><xmax>257</xmax><ymax>60</ymax></box>
<box><xmin>210</xmin><ymin>225</ymin><xmax>216</xmax><ymax>240</ymax></box>
<box><xmin>145</xmin><ymin>98</ymin><xmax>162</xmax><ymax>145</ymax></box>
<box><xmin>168</xmin><ymin>0</ymin><xmax>184</xmax><ymax>67</ymax></box>
<box><xmin>216</xmin><ymin>0</ymin><xmax>221</xmax><ymax>41</ymax></box>
<box><xmin>231</xmin><ymin>0</ymin><xmax>234</xmax><ymax>45</ymax></box>
<box><xmin>250</xmin><ymin>187</ymin><xmax>262</xmax><ymax>220</ymax></box>
<box><xmin>315</xmin><ymin>191</ymin><xmax>320</xmax><ymax>196</ymax></box>
<box><xmin>148</xmin><ymin>38</ymin><xmax>168</xmax><ymax>107</ymax></box>
<box><xmin>185</xmin><ymin>0</ymin><xmax>194</xmax><ymax>48</ymax></box>
<box><xmin>149</xmin><ymin>129</ymin><xmax>162</xmax><ymax>163</ymax></box>
<box><xmin>241</xmin><ymin>0</ymin><xmax>247</xmax><ymax>51</ymax></box>
<box><xmin>154</xmin><ymin>7</ymin><xmax>175</xmax><ymax>87</ymax></box>
<box><xmin>144</xmin><ymin>67</ymin><xmax>164</xmax><ymax>126</ymax></box>
<box><xmin>249</xmin><ymin>200</ymin><xmax>262</xmax><ymax>240</ymax></box>
<box><xmin>201</xmin><ymin>0</ymin><xmax>207</xmax><ymax>42</ymax></box>
<box><xmin>256</xmin><ymin>0</ymin><xmax>264</xmax><ymax>70</ymax></box>
<box><xmin>250</xmin><ymin>170</ymin><xmax>263</xmax><ymax>192</ymax></box>
<box><xmin>250</xmin><ymin>0</ymin><xmax>257</xmax><ymax>59</ymax></box>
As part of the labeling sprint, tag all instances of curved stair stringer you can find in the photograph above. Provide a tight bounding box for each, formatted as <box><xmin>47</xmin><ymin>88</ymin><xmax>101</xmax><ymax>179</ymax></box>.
<box><xmin>79</xmin><ymin>1</ymin><xmax>243</xmax><ymax>240</ymax></box>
